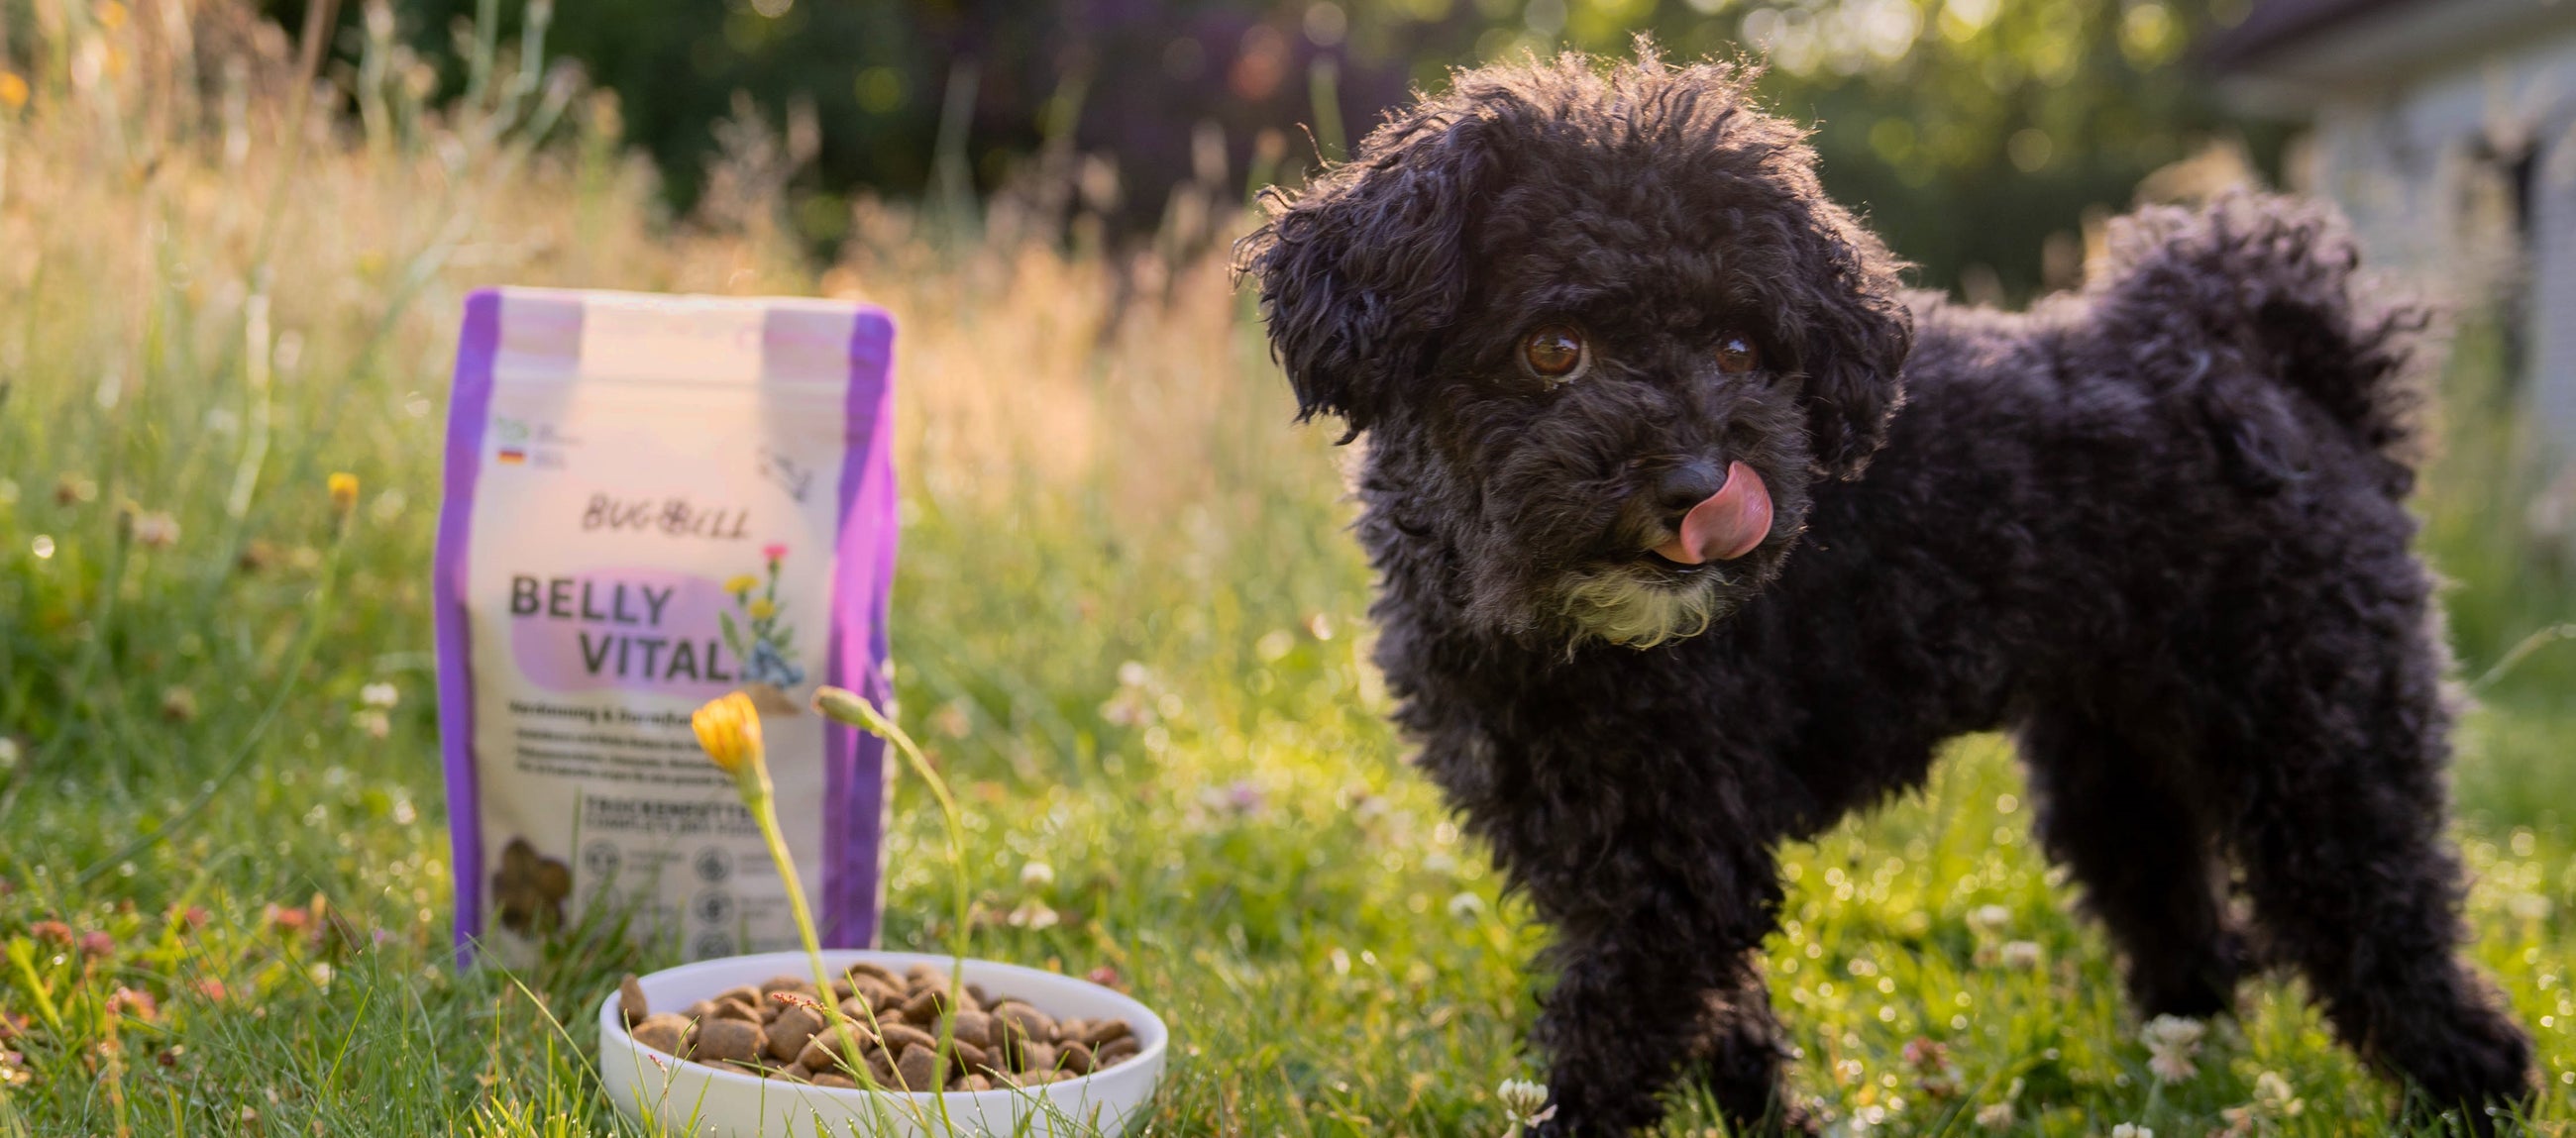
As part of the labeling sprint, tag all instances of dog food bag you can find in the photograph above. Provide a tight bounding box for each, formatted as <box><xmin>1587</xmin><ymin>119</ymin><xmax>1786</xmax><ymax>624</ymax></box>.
<box><xmin>434</xmin><ymin>287</ymin><xmax>898</xmax><ymax>964</ymax></box>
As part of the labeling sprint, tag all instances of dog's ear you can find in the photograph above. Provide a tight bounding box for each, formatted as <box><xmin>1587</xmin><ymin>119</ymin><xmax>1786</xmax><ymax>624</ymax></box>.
<box><xmin>1235</xmin><ymin>115</ymin><xmax>1499</xmax><ymax>436</ymax></box>
<box><xmin>1790</xmin><ymin>203</ymin><xmax>1913</xmax><ymax>479</ymax></box>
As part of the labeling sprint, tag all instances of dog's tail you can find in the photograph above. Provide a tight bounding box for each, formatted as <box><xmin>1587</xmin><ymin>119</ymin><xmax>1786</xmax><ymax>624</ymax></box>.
<box><xmin>2088</xmin><ymin>191</ymin><xmax>2429</xmax><ymax>466</ymax></box>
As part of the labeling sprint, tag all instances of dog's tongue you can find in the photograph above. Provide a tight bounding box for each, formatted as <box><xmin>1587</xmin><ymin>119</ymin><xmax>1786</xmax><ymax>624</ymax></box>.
<box><xmin>1654</xmin><ymin>462</ymin><xmax>1772</xmax><ymax>565</ymax></box>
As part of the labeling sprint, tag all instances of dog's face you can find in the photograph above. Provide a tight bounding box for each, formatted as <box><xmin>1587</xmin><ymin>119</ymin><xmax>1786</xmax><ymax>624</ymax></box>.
<box><xmin>1241</xmin><ymin>53</ymin><xmax>1912</xmax><ymax>648</ymax></box>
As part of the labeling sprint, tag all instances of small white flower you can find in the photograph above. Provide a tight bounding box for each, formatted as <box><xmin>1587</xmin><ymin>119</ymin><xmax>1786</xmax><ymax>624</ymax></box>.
<box><xmin>1967</xmin><ymin>903</ymin><xmax>2011</xmax><ymax>935</ymax></box>
<box><xmin>1448</xmin><ymin>891</ymin><xmax>1486</xmax><ymax>919</ymax></box>
<box><xmin>2111</xmin><ymin>1125</ymin><xmax>2152</xmax><ymax>1138</ymax></box>
<box><xmin>1020</xmin><ymin>861</ymin><xmax>1056</xmax><ymax>889</ymax></box>
<box><xmin>2251</xmin><ymin>1070</ymin><xmax>2303</xmax><ymax>1117</ymax></box>
<box><xmin>1998</xmin><ymin>940</ymin><xmax>2043</xmax><ymax>970</ymax></box>
<box><xmin>1006</xmin><ymin>899</ymin><xmax>1059</xmax><ymax>930</ymax></box>
<box><xmin>2141</xmin><ymin>1014</ymin><xmax>2204</xmax><ymax>1084</ymax></box>
<box><xmin>1496</xmin><ymin>1079</ymin><xmax>1556</xmax><ymax>1135</ymax></box>
<box><xmin>1974</xmin><ymin>1101</ymin><xmax>2013</xmax><ymax>1129</ymax></box>
<box><xmin>360</xmin><ymin>682</ymin><xmax>399</xmax><ymax>708</ymax></box>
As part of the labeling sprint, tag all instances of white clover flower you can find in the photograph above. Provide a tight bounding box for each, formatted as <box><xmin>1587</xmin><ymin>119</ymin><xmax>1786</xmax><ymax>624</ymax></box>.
<box><xmin>1006</xmin><ymin>899</ymin><xmax>1059</xmax><ymax>930</ymax></box>
<box><xmin>1020</xmin><ymin>861</ymin><xmax>1056</xmax><ymax>889</ymax></box>
<box><xmin>1967</xmin><ymin>904</ymin><xmax>2011</xmax><ymax>936</ymax></box>
<box><xmin>360</xmin><ymin>682</ymin><xmax>399</xmax><ymax>708</ymax></box>
<box><xmin>1974</xmin><ymin>1101</ymin><xmax>2013</xmax><ymax>1129</ymax></box>
<box><xmin>2251</xmin><ymin>1070</ymin><xmax>2303</xmax><ymax>1117</ymax></box>
<box><xmin>1998</xmin><ymin>940</ymin><xmax>2043</xmax><ymax>970</ymax></box>
<box><xmin>2141</xmin><ymin>1014</ymin><xmax>2205</xmax><ymax>1084</ymax></box>
<box><xmin>2111</xmin><ymin>1124</ymin><xmax>2152</xmax><ymax>1138</ymax></box>
<box><xmin>1496</xmin><ymin>1078</ymin><xmax>1556</xmax><ymax>1136</ymax></box>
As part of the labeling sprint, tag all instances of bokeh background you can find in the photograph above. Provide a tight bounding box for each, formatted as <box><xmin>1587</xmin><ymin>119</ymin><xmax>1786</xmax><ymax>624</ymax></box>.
<box><xmin>1</xmin><ymin>0</ymin><xmax>2571</xmax><ymax>1134</ymax></box>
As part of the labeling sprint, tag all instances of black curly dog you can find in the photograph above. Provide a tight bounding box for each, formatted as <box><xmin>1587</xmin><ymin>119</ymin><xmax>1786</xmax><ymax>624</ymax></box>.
<box><xmin>1239</xmin><ymin>52</ymin><xmax>2534</xmax><ymax>1135</ymax></box>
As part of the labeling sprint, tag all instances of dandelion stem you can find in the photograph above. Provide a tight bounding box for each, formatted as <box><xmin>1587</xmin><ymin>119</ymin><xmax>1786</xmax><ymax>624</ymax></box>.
<box><xmin>812</xmin><ymin>688</ymin><xmax>975</xmax><ymax>1022</ymax></box>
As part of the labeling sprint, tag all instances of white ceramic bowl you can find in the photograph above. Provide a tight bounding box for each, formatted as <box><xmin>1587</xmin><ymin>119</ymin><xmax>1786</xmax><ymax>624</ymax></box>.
<box><xmin>599</xmin><ymin>950</ymin><xmax>1167</xmax><ymax>1138</ymax></box>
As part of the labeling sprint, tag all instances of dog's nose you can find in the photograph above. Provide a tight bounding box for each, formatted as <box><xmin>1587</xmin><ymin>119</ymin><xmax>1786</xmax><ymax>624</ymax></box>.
<box><xmin>1655</xmin><ymin>460</ymin><xmax>1729</xmax><ymax>522</ymax></box>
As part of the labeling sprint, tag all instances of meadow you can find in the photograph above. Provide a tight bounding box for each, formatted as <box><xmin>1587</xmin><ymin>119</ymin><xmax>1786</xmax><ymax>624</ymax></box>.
<box><xmin>1</xmin><ymin>7</ymin><xmax>2571</xmax><ymax>1136</ymax></box>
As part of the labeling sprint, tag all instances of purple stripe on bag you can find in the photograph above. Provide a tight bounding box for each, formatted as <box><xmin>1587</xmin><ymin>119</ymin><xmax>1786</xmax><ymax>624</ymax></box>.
<box><xmin>822</xmin><ymin>309</ymin><xmax>899</xmax><ymax>947</ymax></box>
<box><xmin>434</xmin><ymin>289</ymin><xmax>504</xmax><ymax>964</ymax></box>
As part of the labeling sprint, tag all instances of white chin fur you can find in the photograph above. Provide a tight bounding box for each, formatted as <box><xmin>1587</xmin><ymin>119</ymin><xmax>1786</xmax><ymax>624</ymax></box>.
<box><xmin>1558</xmin><ymin>569</ymin><xmax>1728</xmax><ymax>648</ymax></box>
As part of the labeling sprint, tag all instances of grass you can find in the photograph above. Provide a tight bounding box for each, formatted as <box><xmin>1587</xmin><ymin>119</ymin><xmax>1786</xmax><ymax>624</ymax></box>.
<box><xmin>1</xmin><ymin>5</ymin><xmax>2572</xmax><ymax>1136</ymax></box>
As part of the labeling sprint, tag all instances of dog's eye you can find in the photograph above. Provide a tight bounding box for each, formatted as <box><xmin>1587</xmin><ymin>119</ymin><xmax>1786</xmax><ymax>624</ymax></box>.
<box><xmin>1715</xmin><ymin>334</ymin><xmax>1761</xmax><ymax>374</ymax></box>
<box><xmin>1523</xmin><ymin>325</ymin><xmax>1587</xmax><ymax>382</ymax></box>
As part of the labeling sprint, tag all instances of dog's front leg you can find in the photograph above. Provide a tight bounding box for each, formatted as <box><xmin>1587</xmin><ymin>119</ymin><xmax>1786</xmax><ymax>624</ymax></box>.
<box><xmin>1524</xmin><ymin>845</ymin><xmax>1791</xmax><ymax>1137</ymax></box>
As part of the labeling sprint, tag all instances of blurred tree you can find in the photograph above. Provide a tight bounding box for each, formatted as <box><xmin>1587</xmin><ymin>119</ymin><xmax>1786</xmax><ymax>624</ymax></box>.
<box><xmin>242</xmin><ymin>0</ymin><xmax>2274</xmax><ymax>292</ymax></box>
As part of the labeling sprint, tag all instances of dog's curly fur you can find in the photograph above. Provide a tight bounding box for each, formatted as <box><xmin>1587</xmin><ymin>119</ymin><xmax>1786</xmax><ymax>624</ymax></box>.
<box><xmin>1238</xmin><ymin>52</ymin><xmax>2535</xmax><ymax>1135</ymax></box>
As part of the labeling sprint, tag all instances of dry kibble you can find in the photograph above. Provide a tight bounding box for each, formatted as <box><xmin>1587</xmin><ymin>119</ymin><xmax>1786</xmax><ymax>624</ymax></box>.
<box><xmin>858</xmin><ymin>976</ymin><xmax>902</xmax><ymax>1006</ymax></box>
<box><xmin>1054</xmin><ymin>1017</ymin><xmax>1088</xmax><ymax>1043</ymax></box>
<box><xmin>846</xmin><ymin>962</ymin><xmax>901</xmax><ymax>986</ymax></box>
<box><xmin>1060</xmin><ymin>1041</ymin><xmax>1095</xmax><ymax>1075</ymax></box>
<box><xmin>966</xmin><ymin>983</ymin><xmax>993</xmax><ymax>1007</ymax></box>
<box><xmin>878</xmin><ymin>1023</ymin><xmax>937</xmax><ymax>1056</ymax></box>
<box><xmin>812</xmin><ymin>1072</ymin><xmax>858</xmax><ymax>1089</ymax></box>
<box><xmin>694</xmin><ymin>1019</ymin><xmax>766</xmax><ymax>1066</ymax></box>
<box><xmin>630</xmin><ymin>1013</ymin><xmax>693</xmax><ymax>1057</ymax></box>
<box><xmin>965</xmin><ymin>1074</ymin><xmax>993</xmax><ymax>1091</ymax></box>
<box><xmin>900</xmin><ymin>987</ymin><xmax>946</xmax><ymax>1023</ymax></box>
<box><xmin>868</xmin><ymin>1049</ymin><xmax>900</xmax><ymax>1087</ymax></box>
<box><xmin>710</xmin><ymin>1000</ymin><xmax>761</xmax><ymax>1023</ymax></box>
<box><xmin>951</xmin><ymin>1039</ymin><xmax>992</xmax><ymax>1072</ymax></box>
<box><xmin>716</xmin><ymin>984</ymin><xmax>762</xmax><ymax>1009</ymax></box>
<box><xmin>904</xmin><ymin>964</ymin><xmax>948</xmax><ymax>992</ymax></box>
<box><xmin>830</xmin><ymin>978</ymin><xmax>855</xmax><ymax>1001</ymax></box>
<box><xmin>682</xmin><ymin>999</ymin><xmax>717</xmax><ymax>1023</ymax></box>
<box><xmin>1017</xmin><ymin>1041</ymin><xmax>1058</xmax><ymax>1076</ymax></box>
<box><xmin>894</xmin><ymin>1044</ymin><xmax>943</xmax><ymax>1091</ymax></box>
<box><xmin>1084</xmin><ymin>1019</ymin><xmax>1132</xmax><ymax>1048</ymax></box>
<box><xmin>1096</xmin><ymin>1036</ymin><xmax>1141</xmax><ymax>1066</ymax></box>
<box><xmin>618</xmin><ymin>975</ymin><xmax>649</xmax><ymax>1027</ymax></box>
<box><xmin>997</xmin><ymin>1002</ymin><xmax>1057</xmax><ymax>1044</ymax></box>
<box><xmin>766</xmin><ymin>1005</ymin><xmax>824</xmax><ymax>1062</ymax></box>
<box><xmin>947</xmin><ymin>1009</ymin><xmax>993</xmax><ymax>1049</ymax></box>
<box><xmin>758</xmin><ymin>975</ymin><xmax>813</xmax><ymax>996</ymax></box>
<box><xmin>776</xmin><ymin>1065</ymin><xmax>811</xmax><ymax>1084</ymax></box>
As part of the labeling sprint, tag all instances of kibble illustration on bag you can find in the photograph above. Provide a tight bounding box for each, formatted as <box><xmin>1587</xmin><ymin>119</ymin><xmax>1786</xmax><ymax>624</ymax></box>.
<box><xmin>434</xmin><ymin>287</ymin><xmax>898</xmax><ymax>964</ymax></box>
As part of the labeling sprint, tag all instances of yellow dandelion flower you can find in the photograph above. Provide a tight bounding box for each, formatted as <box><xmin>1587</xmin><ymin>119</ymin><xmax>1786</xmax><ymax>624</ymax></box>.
<box><xmin>691</xmin><ymin>690</ymin><xmax>765</xmax><ymax>776</ymax></box>
<box><xmin>723</xmin><ymin>573</ymin><xmax>758</xmax><ymax>594</ymax></box>
<box><xmin>0</xmin><ymin>72</ymin><xmax>29</xmax><ymax>114</ymax></box>
<box><xmin>327</xmin><ymin>472</ymin><xmax>360</xmax><ymax>514</ymax></box>
<box><xmin>748</xmin><ymin>597</ymin><xmax>777</xmax><ymax>620</ymax></box>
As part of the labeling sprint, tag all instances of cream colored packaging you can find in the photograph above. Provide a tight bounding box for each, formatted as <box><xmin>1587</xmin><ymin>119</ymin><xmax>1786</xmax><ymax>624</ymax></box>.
<box><xmin>434</xmin><ymin>287</ymin><xmax>897</xmax><ymax>962</ymax></box>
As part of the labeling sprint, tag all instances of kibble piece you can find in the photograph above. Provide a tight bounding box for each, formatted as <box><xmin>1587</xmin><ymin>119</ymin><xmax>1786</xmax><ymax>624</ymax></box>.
<box><xmin>1053</xmin><ymin>1017</ymin><xmax>1088</xmax><ymax>1043</ymax></box>
<box><xmin>950</xmin><ymin>1039</ymin><xmax>992</xmax><ymax>1072</ymax></box>
<box><xmin>894</xmin><ymin>1044</ymin><xmax>943</xmax><ymax>1092</ymax></box>
<box><xmin>1060</xmin><ymin>1041</ymin><xmax>1095</xmax><ymax>1075</ymax></box>
<box><xmin>683</xmin><ymin>999</ymin><xmax>717</xmax><ymax>1023</ymax></box>
<box><xmin>965</xmin><ymin>983</ymin><xmax>993</xmax><ymax>1008</ymax></box>
<box><xmin>630</xmin><ymin>1013</ymin><xmax>694</xmax><ymax>1057</ymax></box>
<box><xmin>710</xmin><ymin>1000</ymin><xmax>761</xmax><ymax>1023</ymax></box>
<box><xmin>830</xmin><ymin>978</ymin><xmax>855</xmax><ymax>1001</ymax></box>
<box><xmin>997</xmin><ymin>1002</ymin><xmax>1058</xmax><ymax>1045</ymax></box>
<box><xmin>867</xmin><ymin>1049</ymin><xmax>900</xmax><ymax>1088</ymax></box>
<box><xmin>618</xmin><ymin>975</ymin><xmax>650</xmax><ymax>1027</ymax></box>
<box><xmin>758</xmin><ymin>975</ymin><xmax>812</xmax><ymax>996</ymax></box>
<box><xmin>766</xmin><ymin>1005</ymin><xmax>824</xmax><ymax>1062</ymax></box>
<box><xmin>846</xmin><ymin>962</ymin><xmax>901</xmax><ymax>986</ymax></box>
<box><xmin>1084</xmin><ymin>1019</ymin><xmax>1132</xmax><ymax>1048</ymax></box>
<box><xmin>965</xmin><ymin>1074</ymin><xmax>994</xmax><ymax>1092</ymax></box>
<box><xmin>812</xmin><ymin>1072</ymin><xmax>859</xmax><ymax>1089</ymax></box>
<box><xmin>903</xmin><ymin>964</ymin><xmax>948</xmax><ymax>992</ymax></box>
<box><xmin>947</xmin><ymin>1009</ymin><xmax>993</xmax><ymax>1049</ymax></box>
<box><xmin>900</xmin><ymin>987</ymin><xmax>949</xmax><ymax>1023</ymax></box>
<box><xmin>1095</xmin><ymin>1036</ymin><xmax>1141</xmax><ymax>1067</ymax></box>
<box><xmin>798</xmin><ymin>1032</ymin><xmax>864</xmax><ymax>1075</ymax></box>
<box><xmin>717</xmin><ymin>984</ymin><xmax>762</xmax><ymax>1007</ymax></box>
<box><xmin>695</xmin><ymin>1019</ymin><xmax>767</xmax><ymax>1066</ymax></box>
<box><xmin>878</xmin><ymin>1022</ymin><xmax>937</xmax><ymax>1055</ymax></box>
<box><xmin>1017</xmin><ymin>1041</ymin><xmax>1057</xmax><ymax>1076</ymax></box>
<box><xmin>847</xmin><ymin>977</ymin><xmax>900</xmax><ymax>1012</ymax></box>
